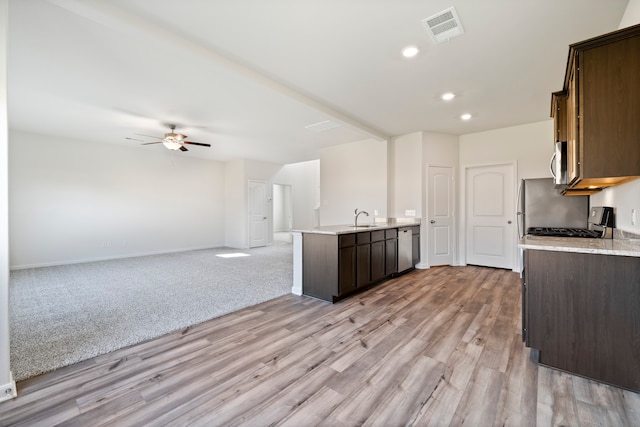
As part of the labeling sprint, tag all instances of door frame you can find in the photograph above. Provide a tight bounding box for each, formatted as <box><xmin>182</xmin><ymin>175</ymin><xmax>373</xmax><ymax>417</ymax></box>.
<box><xmin>424</xmin><ymin>163</ymin><xmax>456</xmax><ymax>268</ymax></box>
<box><xmin>460</xmin><ymin>161</ymin><xmax>518</xmax><ymax>271</ymax></box>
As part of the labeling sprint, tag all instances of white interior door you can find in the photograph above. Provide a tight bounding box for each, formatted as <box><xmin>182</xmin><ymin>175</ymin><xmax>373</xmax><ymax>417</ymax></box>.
<box><xmin>466</xmin><ymin>163</ymin><xmax>515</xmax><ymax>269</ymax></box>
<box><xmin>249</xmin><ymin>180</ymin><xmax>267</xmax><ymax>248</ymax></box>
<box><xmin>428</xmin><ymin>166</ymin><xmax>454</xmax><ymax>266</ymax></box>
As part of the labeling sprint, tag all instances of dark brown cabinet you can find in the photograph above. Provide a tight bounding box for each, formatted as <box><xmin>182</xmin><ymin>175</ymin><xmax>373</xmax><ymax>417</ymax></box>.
<box><xmin>524</xmin><ymin>249</ymin><xmax>640</xmax><ymax>392</ymax></box>
<box><xmin>384</xmin><ymin>229</ymin><xmax>398</xmax><ymax>276</ymax></box>
<box><xmin>302</xmin><ymin>226</ymin><xmax>418</xmax><ymax>302</ymax></box>
<box><xmin>371</xmin><ymin>231</ymin><xmax>386</xmax><ymax>283</ymax></box>
<box><xmin>555</xmin><ymin>24</ymin><xmax>640</xmax><ymax>192</ymax></box>
<box><xmin>356</xmin><ymin>244</ymin><xmax>371</xmax><ymax>287</ymax></box>
<box><xmin>338</xmin><ymin>245</ymin><xmax>356</xmax><ymax>296</ymax></box>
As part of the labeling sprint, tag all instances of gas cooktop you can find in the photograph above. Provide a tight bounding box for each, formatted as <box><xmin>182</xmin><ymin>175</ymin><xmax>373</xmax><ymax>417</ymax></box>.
<box><xmin>527</xmin><ymin>227</ymin><xmax>603</xmax><ymax>238</ymax></box>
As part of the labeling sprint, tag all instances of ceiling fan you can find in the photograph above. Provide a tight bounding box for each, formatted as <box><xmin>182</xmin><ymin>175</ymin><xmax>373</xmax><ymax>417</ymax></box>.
<box><xmin>127</xmin><ymin>124</ymin><xmax>211</xmax><ymax>152</ymax></box>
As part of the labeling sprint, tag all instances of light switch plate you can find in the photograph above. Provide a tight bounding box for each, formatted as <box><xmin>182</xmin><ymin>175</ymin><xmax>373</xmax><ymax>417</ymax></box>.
<box><xmin>405</xmin><ymin>209</ymin><xmax>416</xmax><ymax>217</ymax></box>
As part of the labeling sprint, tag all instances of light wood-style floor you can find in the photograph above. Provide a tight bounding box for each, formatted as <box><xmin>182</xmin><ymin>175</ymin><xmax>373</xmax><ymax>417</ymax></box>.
<box><xmin>1</xmin><ymin>266</ymin><xmax>639</xmax><ymax>426</ymax></box>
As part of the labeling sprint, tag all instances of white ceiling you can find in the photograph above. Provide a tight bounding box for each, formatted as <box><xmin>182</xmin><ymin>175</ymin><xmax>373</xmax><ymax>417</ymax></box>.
<box><xmin>8</xmin><ymin>0</ymin><xmax>629</xmax><ymax>163</ymax></box>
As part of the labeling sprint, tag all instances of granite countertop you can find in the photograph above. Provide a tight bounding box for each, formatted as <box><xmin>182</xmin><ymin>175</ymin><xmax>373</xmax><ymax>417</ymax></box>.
<box><xmin>293</xmin><ymin>218</ymin><xmax>421</xmax><ymax>235</ymax></box>
<box><xmin>518</xmin><ymin>235</ymin><xmax>640</xmax><ymax>257</ymax></box>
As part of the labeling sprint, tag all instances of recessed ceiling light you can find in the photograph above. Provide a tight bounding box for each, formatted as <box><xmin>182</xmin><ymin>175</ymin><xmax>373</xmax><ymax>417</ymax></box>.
<box><xmin>461</xmin><ymin>113</ymin><xmax>472</xmax><ymax>121</ymax></box>
<box><xmin>401</xmin><ymin>46</ymin><xmax>419</xmax><ymax>58</ymax></box>
<box><xmin>441</xmin><ymin>92</ymin><xmax>455</xmax><ymax>101</ymax></box>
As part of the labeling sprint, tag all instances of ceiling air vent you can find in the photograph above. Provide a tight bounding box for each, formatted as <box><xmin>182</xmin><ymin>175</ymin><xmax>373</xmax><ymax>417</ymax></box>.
<box><xmin>304</xmin><ymin>120</ymin><xmax>340</xmax><ymax>132</ymax></box>
<box><xmin>422</xmin><ymin>6</ymin><xmax>465</xmax><ymax>44</ymax></box>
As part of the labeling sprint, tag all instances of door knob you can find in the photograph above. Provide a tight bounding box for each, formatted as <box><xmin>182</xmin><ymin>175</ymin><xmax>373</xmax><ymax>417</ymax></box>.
<box><xmin>507</xmin><ymin>220</ymin><xmax>512</xmax><ymax>224</ymax></box>
<box><xmin>430</xmin><ymin>220</ymin><xmax>436</xmax><ymax>224</ymax></box>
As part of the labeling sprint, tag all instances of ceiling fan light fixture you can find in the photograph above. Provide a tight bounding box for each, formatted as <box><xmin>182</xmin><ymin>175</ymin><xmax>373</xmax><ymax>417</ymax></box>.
<box><xmin>162</xmin><ymin>139</ymin><xmax>182</xmax><ymax>150</ymax></box>
<box><xmin>133</xmin><ymin>124</ymin><xmax>210</xmax><ymax>152</ymax></box>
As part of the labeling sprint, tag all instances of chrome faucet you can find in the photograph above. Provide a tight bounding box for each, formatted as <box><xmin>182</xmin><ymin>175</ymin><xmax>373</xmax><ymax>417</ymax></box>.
<box><xmin>354</xmin><ymin>208</ymin><xmax>369</xmax><ymax>227</ymax></box>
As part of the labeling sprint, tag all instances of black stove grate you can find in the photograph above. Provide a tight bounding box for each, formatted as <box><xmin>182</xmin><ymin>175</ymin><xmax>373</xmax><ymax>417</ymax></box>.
<box><xmin>527</xmin><ymin>227</ymin><xmax>602</xmax><ymax>238</ymax></box>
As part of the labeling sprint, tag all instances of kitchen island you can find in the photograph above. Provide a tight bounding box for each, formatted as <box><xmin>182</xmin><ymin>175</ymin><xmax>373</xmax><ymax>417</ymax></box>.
<box><xmin>518</xmin><ymin>233</ymin><xmax>640</xmax><ymax>392</ymax></box>
<box><xmin>292</xmin><ymin>219</ymin><xmax>420</xmax><ymax>302</ymax></box>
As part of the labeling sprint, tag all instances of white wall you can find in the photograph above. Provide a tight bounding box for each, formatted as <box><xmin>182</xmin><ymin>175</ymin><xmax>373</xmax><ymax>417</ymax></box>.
<box><xmin>224</xmin><ymin>159</ymin><xmax>246</xmax><ymax>248</ymax></box>
<box><xmin>390</xmin><ymin>131</ymin><xmax>460</xmax><ymax>267</ymax></box>
<box><xmin>459</xmin><ymin>120</ymin><xmax>553</xmax><ymax>181</ymax></box>
<box><xmin>0</xmin><ymin>0</ymin><xmax>15</xmax><ymax>401</ymax></box>
<box><xmin>272</xmin><ymin>184</ymin><xmax>287</xmax><ymax>231</ymax></box>
<box><xmin>591</xmin><ymin>0</ymin><xmax>640</xmax><ymax>235</ymax></box>
<box><xmin>9</xmin><ymin>131</ymin><xmax>226</xmax><ymax>268</ymax></box>
<box><xmin>422</xmin><ymin>132</ymin><xmax>460</xmax><ymax>266</ymax></box>
<box><xmin>319</xmin><ymin>139</ymin><xmax>387</xmax><ymax>226</ymax></box>
<box><xmin>273</xmin><ymin>159</ymin><xmax>320</xmax><ymax>231</ymax></box>
<box><xmin>459</xmin><ymin>120</ymin><xmax>553</xmax><ymax>269</ymax></box>
<box><xmin>619</xmin><ymin>0</ymin><xmax>640</xmax><ymax>28</ymax></box>
<box><xmin>391</xmin><ymin>132</ymin><xmax>422</xmax><ymax>218</ymax></box>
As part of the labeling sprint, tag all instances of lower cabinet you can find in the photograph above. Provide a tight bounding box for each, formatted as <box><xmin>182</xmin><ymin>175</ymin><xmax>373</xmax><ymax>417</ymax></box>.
<box><xmin>302</xmin><ymin>226</ymin><xmax>417</xmax><ymax>303</ymax></box>
<box><xmin>356</xmin><ymin>244</ymin><xmax>371</xmax><ymax>287</ymax></box>
<box><xmin>338</xmin><ymin>245</ymin><xmax>356</xmax><ymax>296</ymax></box>
<box><xmin>524</xmin><ymin>249</ymin><xmax>640</xmax><ymax>392</ymax></box>
<box><xmin>371</xmin><ymin>240</ymin><xmax>386</xmax><ymax>283</ymax></box>
<box><xmin>385</xmin><ymin>229</ymin><xmax>398</xmax><ymax>276</ymax></box>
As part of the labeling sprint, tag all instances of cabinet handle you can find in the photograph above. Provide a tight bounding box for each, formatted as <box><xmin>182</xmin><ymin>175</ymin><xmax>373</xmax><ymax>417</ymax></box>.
<box><xmin>430</xmin><ymin>220</ymin><xmax>435</xmax><ymax>224</ymax></box>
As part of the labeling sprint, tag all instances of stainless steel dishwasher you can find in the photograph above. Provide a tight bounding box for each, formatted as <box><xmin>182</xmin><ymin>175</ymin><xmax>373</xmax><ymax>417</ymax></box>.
<box><xmin>397</xmin><ymin>227</ymin><xmax>413</xmax><ymax>272</ymax></box>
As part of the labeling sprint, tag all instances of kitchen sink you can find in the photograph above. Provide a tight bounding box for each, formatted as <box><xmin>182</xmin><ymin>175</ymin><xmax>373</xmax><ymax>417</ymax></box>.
<box><xmin>349</xmin><ymin>224</ymin><xmax>379</xmax><ymax>228</ymax></box>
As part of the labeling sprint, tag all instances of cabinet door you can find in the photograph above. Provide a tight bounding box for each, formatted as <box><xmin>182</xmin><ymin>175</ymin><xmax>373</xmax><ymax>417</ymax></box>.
<box><xmin>370</xmin><ymin>240</ymin><xmax>385</xmax><ymax>283</ymax></box>
<box><xmin>356</xmin><ymin>244</ymin><xmax>371</xmax><ymax>287</ymax></box>
<box><xmin>385</xmin><ymin>238</ymin><xmax>397</xmax><ymax>276</ymax></box>
<box><xmin>412</xmin><ymin>231</ymin><xmax>420</xmax><ymax>265</ymax></box>
<box><xmin>526</xmin><ymin>250</ymin><xmax>640</xmax><ymax>392</ymax></box>
<box><xmin>338</xmin><ymin>246</ymin><xmax>356</xmax><ymax>295</ymax></box>
<box><xmin>566</xmin><ymin>56</ymin><xmax>580</xmax><ymax>186</ymax></box>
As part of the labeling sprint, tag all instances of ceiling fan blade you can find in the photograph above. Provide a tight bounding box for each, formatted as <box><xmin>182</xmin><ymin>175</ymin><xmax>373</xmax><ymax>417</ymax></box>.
<box><xmin>179</xmin><ymin>146</ymin><xmax>189</xmax><ymax>152</ymax></box>
<box><xmin>134</xmin><ymin>133</ymin><xmax>162</xmax><ymax>139</ymax></box>
<box><xmin>184</xmin><ymin>141</ymin><xmax>211</xmax><ymax>147</ymax></box>
<box><xmin>141</xmin><ymin>141</ymin><xmax>163</xmax><ymax>145</ymax></box>
<box><xmin>125</xmin><ymin>137</ymin><xmax>145</xmax><ymax>142</ymax></box>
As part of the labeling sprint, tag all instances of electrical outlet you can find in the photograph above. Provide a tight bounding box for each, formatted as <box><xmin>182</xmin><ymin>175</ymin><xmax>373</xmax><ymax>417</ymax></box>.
<box><xmin>405</xmin><ymin>209</ymin><xmax>416</xmax><ymax>217</ymax></box>
<box><xmin>374</xmin><ymin>209</ymin><xmax>378</xmax><ymax>216</ymax></box>
<box><xmin>632</xmin><ymin>209</ymin><xmax>637</xmax><ymax>226</ymax></box>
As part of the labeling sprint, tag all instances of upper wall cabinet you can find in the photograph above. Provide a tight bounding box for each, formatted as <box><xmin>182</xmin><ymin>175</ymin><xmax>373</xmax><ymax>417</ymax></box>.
<box><xmin>555</xmin><ymin>23</ymin><xmax>640</xmax><ymax>193</ymax></box>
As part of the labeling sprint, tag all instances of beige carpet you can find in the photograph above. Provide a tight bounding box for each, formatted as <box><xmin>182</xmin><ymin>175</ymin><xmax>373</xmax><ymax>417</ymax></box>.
<box><xmin>9</xmin><ymin>245</ymin><xmax>293</xmax><ymax>381</ymax></box>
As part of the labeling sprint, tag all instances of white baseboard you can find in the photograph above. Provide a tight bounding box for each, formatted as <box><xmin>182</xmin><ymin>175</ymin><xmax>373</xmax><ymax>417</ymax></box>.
<box><xmin>0</xmin><ymin>372</ymin><xmax>17</xmax><ymax>403</ymax></box>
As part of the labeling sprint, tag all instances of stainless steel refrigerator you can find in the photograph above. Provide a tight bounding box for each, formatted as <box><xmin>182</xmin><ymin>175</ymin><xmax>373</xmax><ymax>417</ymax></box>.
<box><xmin>517</xmin><ymin>177</ymin><xmax>589</xmax><ymax>238</ymax></box>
